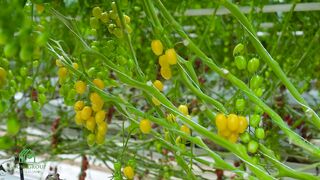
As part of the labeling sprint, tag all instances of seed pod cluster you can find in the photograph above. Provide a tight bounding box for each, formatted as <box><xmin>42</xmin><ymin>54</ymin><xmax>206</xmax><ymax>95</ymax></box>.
<box><xmin>151</xmin><ymin>39</ymin><xmax>178</xmax><ymax>80</ymax></box>
<box><xmin>215</xmin><ymin>113</ymin><xmax>248</xmax><ymax>143</ymax></box>
<box><xmin>91</xmin><ymin>3</ymin><xmax>132</xmax><ymax>38</ymax></box>
<box><xmin>55</xmin><ymin>61</ymin><xmax>109</xmax><ymax>146</ymax></box>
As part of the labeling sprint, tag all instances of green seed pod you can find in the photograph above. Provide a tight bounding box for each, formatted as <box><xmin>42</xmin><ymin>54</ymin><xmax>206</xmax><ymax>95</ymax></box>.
<box><xmin>32</xmin><ymin>101</ymin><xmax>40</xmax><ymax>111</ymax></box>
<box><xmin>113</xmin><ymin>28</ymin><xmax>123</xmax><ymax>38</ymax></box>
<box><xmin>133</xmin><ymin>6</ymin><xmax>141</xmax><ymax>12</ymax></box>
<box><xmin>36</xmin><ymin>33</ymin><xmax>48</xmax><ymax>46</ymax></box>
<box><xmin>4</xmin><ymin>42</ymin><xmax>18</xmax><ymax>58</ymax></box>
<box><xmin>87</xmin><ymin>67</ymin><xmax>96</xmax><ymax>77</ymax></box>
<box><xmin>156</xmin><ymin>142</ymin><xmax>162</xmax><ymax>153</ymax></box>
<box><xmin>33</xmin><ymin>60</ymin><xmax>39</xmax><ymax>68</ymax></box>
<box><xmin>92</xmin><ymin>7</ymin><xmax>102</xmax><ymax>18</ymax></box>
<box><xmin>240</xmin><ymin>132</ymin><xmax>251</xmax><ymax>143</ymax></box>
<box><xmin>90</xmin><ymin>29</ymin><xmax>97</xmax><ymax>36</ymax></box>
<box><xmin>90</xmin><ymin>17</ymin><xmax>100</xmax><ymax>29</ymax></box>
<box><xmin>233</xmin><ymin>43</ymin><xmax>244</xmax><ymax>56</ymax></box>
<box><xmin>235</xmin><ymin>56</ymin><xmax>247</xmax><ymax>70</ymax></box>
<box><xmin>254</xmin><ymin>88</ymin><xmax>263</xmax><ymax>97</ymax></box>
<box><xmin>91</xmin><ymin>45</ymin><xmax>99</xmax><ymax>51</ymax></box>
<box><xmin>111</xmin><ymin>2</ymin><xmax>117</xmax><ymax>12</ymax></box>
<box><xmin>250</xmin><ymin>114</ymin><xmax>261</xmax><ymax>127</ymax></box>
<box><xmin>0</xmin><ymin>58</ymin><xmax>9</xmax><ymax>68</ymax></box>
<box><xmin>255</xmin><ymin>128</ymin><xmax>265</xmax><ymax>139</ymax></box>
<box><xmin>35</xmin><ymin>110</ymin><xmax>42</xmax><ymax>122</ymax></box>
<box><xmin>38</xmin><ymin>85</ymin><xmax>46</xmax><ymax>93</ymax></box>
<box><xmin>114</xmin><ymin>162</ymin><xmax>122</xmax><ymax>171</ymax></box>
<box><xmin>25</xmin><ymin>76</ymin><xmax>33</xmax><ymax>89</ymax></box>
<box><xmin>38</xmin><ymin>93</ymin><xmax>46</xmax><ymax>105</ymax></box>
<box><xmin>109</xmin><ymin>10</ymin><xmax>117</xmax><ymax>20</ymax></box>
<box><xmin>87</xmin><ymin>133</ymin><xmax>96</xmax><ymax>146</ymax></box>
<box><xmin>254</xmin><ymin>105</ymin><xmax>263</xmax><ymax>114</ymax></box>
<box><xmin>252</xmin><ymin>156</ymin><xmax>259</xmax><ymax>164</ymax></box>
<box><xmin>117</xmin><ymin>56</ymin><xmax>126</xmax><ymax>65</ymax></box>
<box><xmin>248</xmin><ymin>140</ymin><xmax>259</xmax><ymax>153</ymax></box>
<box><xmin>19</xmin><ymin>46</ymin><xmax>33</xmax><ymax>61</ymax></box>
<box><xmin>108</xmin><ymin>23</ymin><xmax>116</xmax><ymax>33</ymax></box>
<box><xmin>100</xmin><ymin>12</ymin><xmax>109</xmax><ymax>23</ymax></box>
<box><xmin>247</xmin><ymin>58</ymin><xmax>260</xmax><ymax>73</ymax></box>
<box><xmin>25</xmin><ymin>109</ymin><xmax>34</xmax><ymax>118</ymax></box>
<box><xmin>20</xmin><ymin>67</ymin><xmax>28</xmax><ymax>76</ymax></box>
<box><xmin>250</xmin><ymin>75</ymin><xmax>263</xmax><ymax>89</ymax></box>
<box><xmin>235</xmin><ymin>98</ymin><xmax>246</xmax><ymax>112</ymax></box>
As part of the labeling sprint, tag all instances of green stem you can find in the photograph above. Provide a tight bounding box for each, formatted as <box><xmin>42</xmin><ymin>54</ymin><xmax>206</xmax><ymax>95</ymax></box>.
<box><xmin>259</xmin><ymin>144</ymin><xmax>318</xmax><ymax>180</ymax></box>
<box><xmin>175</xmin><ymin>154</ymin><xmax>197</xmax><ymax>179</ymax></box>
<box><xmin>178</xmin><ymin>63</ymin><xmax>227</xmax><ymax>114</ymax></box>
